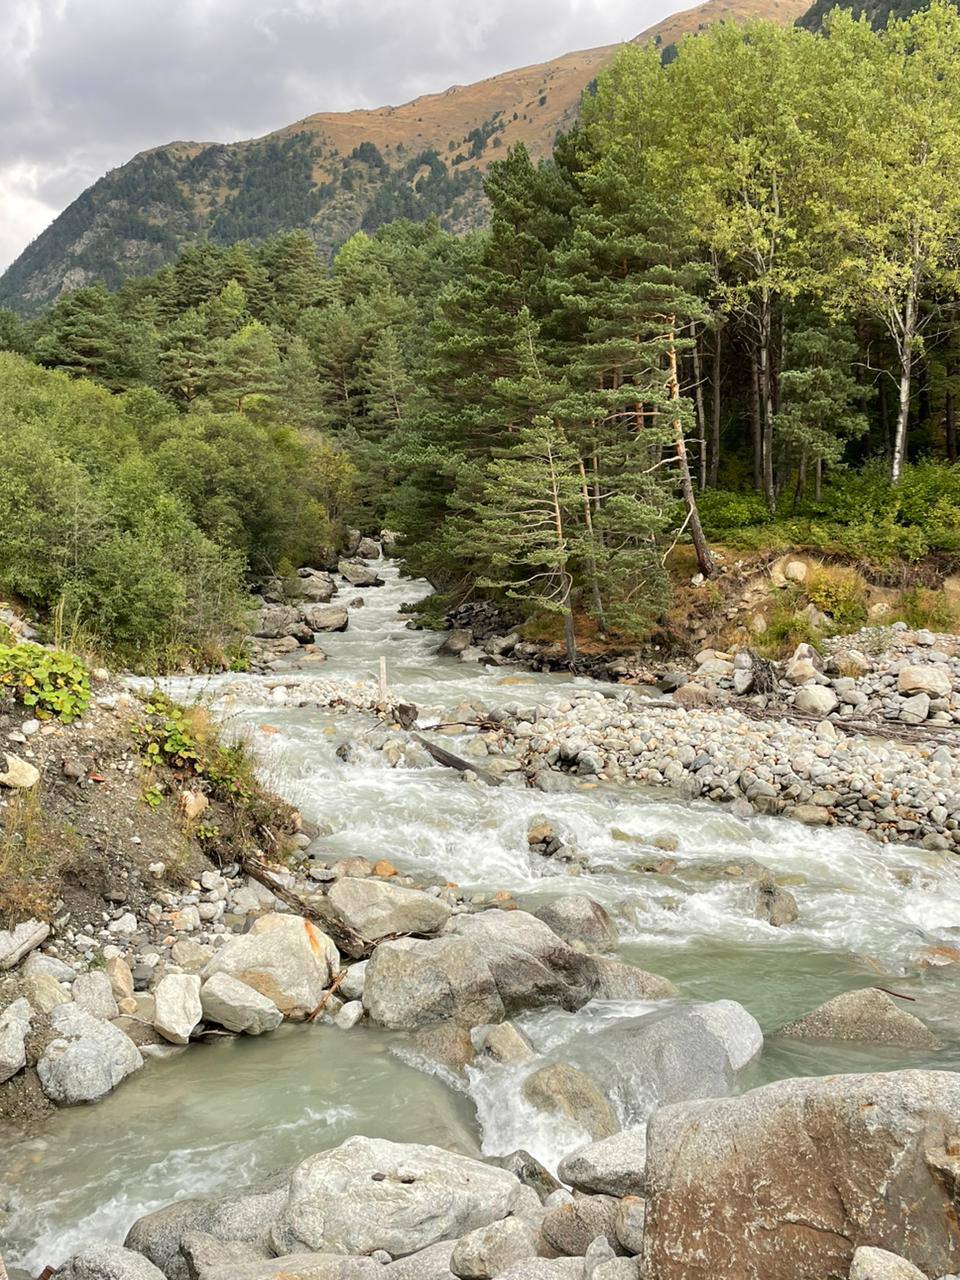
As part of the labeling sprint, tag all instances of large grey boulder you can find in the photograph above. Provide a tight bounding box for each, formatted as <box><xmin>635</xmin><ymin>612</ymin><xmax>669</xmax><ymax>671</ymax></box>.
<box><xmin>202</xmin><ymin>914</ymin><xmax>339</xmax><ymax>1021</ymax></box>
<box><xmin>381</xmin><ymin>1240</ymin><xmax>455</xmax><ymax>1279</ymax></box>
<box><xmin>0</xmin><ymin>997</ymin><xmax>32</xmax><ymax>1083</ymax></box>
<box><xmin>200</xmin><ymin>973</ymin><xmax>283</xmax><ymax>1035</ymax></box>
<box><xmin>54</xmin><ymin>1243</ymin><xmax>166</xmax><ymax>1279</ymax></box>
<box><xmin>300</xmin><ymin>605</ymin><xmax>349</xmax><ymax>633</ymax></box>
<box><xmin>587</xmin><ymin>1001</ymin><xmax>762</xmax><ymax>1110</ymax></box>
<box><xmin>357</xmin><ymin>537</ymin><xmax>381</xmax><ymax>560</ymax></box>
<box><xmin>642</xmin><ymin>1070</ymin><xmax>960</xmax><ymax>1280</ymax></box>
<box><xmin>532</xmin><ymin>897</ymin><xmax>619</xmax><ymax>953</ymax></box>
<box><xmin>592</xmin><ymin>959</ymin><xmax>677</xmax><ymax>1002</ymax></box>
<box><xmin>327</xmin><ymin>878</ymin><xmax>452</xmax><ymax>944</ymax></box>
<box><xmin>270</xmin><ymin>1137</ymin><xmax>523</xmax><ymax>1258</ymax></box>
<box><xmin>779</xmin><ymin>987</ymin><xmax>942</xmax><ymax>1049</ymax></box>
<box><xmin>557</xmin><ymin>1130</ymin><xmax>647</xmax><ymax>1197</ymax></box>
<box><xmin>254</xmin><ymin>605</ymin><xmax>303</xmax><ymax>640</ymax></box>
<box><xmin>443</xmin><ymin>911</ymin><xmax>599</xmax><ymax>1016</ymax></box>
<box><xmin>0</xmin><ymin>917</ymin><xmax>49</xmax><ymax>968</ymax></box>
<box><xmin>339</xmin><ymin>561</ymin><xmax>384</xmax><ymax>588</ymax></box>
<box><xmin>153</xmin><ymin>974</ymin><xmax>202</xmax><ymax>1045</ymax></box>
<box><xmin>521</xmin><ymin>1062</ymin><xmax>619</xmax><ymax>1141</ymax></box>
<box><xmin>451</xmin><ymin>1217</ymin><xmax>540</xmax><ymax>1279</ymax></box>
<box><xmin>297</xmin><ymin>572</ymin><xmax>337</xmax><ymax>603</ymax></box>
<box><xmin>849</xmin><ymin>1248</ymin><xmax>927</xmax><ymax>1280</ymax></box>
<box><xmin>38</xmin><ymin>1002</ymin><xmax>143</xmax><ymax>1104</ymax></box>
<box><xmin>794</xmin><ymin>685</ymin><xmax>838</xmax><ymax>716</ymax></box>
<box><xmin>497</xmin><ymin>1264</ymin><xmax>584</xmax><ymax>1280</ymax></box>
<box><xmin>364</xmin><ymin>910</ymin><xmax>597</xmax><ymax>1031</ymax></box>
<box><xmin>125</xmin><ymin>1178</ymin><xmax>287</xmax><ymax>1280</ymax></box>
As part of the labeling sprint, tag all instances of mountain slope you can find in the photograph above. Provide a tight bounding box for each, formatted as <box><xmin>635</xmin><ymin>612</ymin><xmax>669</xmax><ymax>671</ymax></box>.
<box><xmin>0</xmin><ymin>0</ymin><xmax>808</xmax><ymax>314</ymax></box>
<box><xmin>797</xmin><ymin>0</ymin><xmax>951</xmax><ymax>29</ymax></box>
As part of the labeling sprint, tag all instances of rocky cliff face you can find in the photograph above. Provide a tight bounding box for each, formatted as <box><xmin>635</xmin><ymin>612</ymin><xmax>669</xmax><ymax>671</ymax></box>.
<box><xmin>0</xmin><ymin>0</ymin><xmax>808</xmax><ymax>314</ymax></box>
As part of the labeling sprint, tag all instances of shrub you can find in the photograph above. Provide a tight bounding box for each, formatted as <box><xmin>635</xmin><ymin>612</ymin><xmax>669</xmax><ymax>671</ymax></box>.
<box><xmin>756</xmin><ymin>596</ymin><xmax>824</xmax><ymax>658</ymax></box>
<box><xmin>807</xmin><ymin>567</ymin><xmax>868</xmax><ymax>630</ymax></box>
<box><xmin>699</xmin><ymin>489</ymin><xmax>771</xmax><ymax>533</ymax></box>
<box><xmin>0</xmin><ymin>642</ymin><xmax>90</xmax><ymax>722</ymax></box>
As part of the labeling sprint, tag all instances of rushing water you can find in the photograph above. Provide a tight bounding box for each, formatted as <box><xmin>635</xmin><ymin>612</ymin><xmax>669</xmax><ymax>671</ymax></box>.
<box><xmin>4</xmin><ymin>558</ymin><xmax>960</xmax><ymax>1274</ymax></box>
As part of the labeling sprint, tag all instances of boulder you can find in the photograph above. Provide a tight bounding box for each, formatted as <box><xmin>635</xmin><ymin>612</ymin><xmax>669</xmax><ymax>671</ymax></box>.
<box><xmin>24</xmin><ymin>969</ymin><xmax>71</xmax><ymax>1013</ymax></box>
<box><xmin>106</xmin><ymin>956</ymin><xmax>135</xmax><ymax>1001</ymax></box>
<box><xmin>200</xmin><ymin>973</ymin><xmax>283</xmax><ymax>1035</ymax></box>
<box><xmin>785</xmin><ymin>642</ymin><xmax>820</xmax><ymax>684</ymax></box>
<box><xmin>357</xmin><ymin>537</ymin><xmax>381</xmax><ymax>560</ymax></box>
<box><xmin>794</xmin><ymin>685</ymin><xmax>838</xmax><ymax>716</ymax></box>
<box><xmin>300</xmin><ymin>605</ymin><xmax>349</xmax><ymax>633</ymax></box>
<box><xmin>521</xmin><ymin>1062</ymin><xmax>619</xmax><ymax>1141</ymax></box>
<box><xmin>443</xmin><ymin>911</ymin><xmax>599</xmax><ymax>1017</ymax></box>
<box><xmin>0</xmin><ymin>997</ymin><xmax>32</xmax><ymax>1083</ymax></box>
<box><xmin>364</xmin><ymin>910</ymin><xmax>597</xmax><ymax>1031</ymax></box>
<box><xmin>339</xmin><ymin>561</ymin><xmax>384</xmax><ymax>588</ymax></box>
<box><xmin>437</xmin><ymin>630</ymin><xmax>474</xmax><ymax>658</ymax></box>
<box><xmin>779</xmin><ymin>988</ymin><xmax>942</xmax><ymax>1049</ymax></box>
<box><xmin>0</xmin><ymin>752</ymin><xmax>40</xmax><ymax>788</ymax></box>
<box><xmin>557</xmin><ymin>1130</ymin><xmax>647</xmax><ymax>1197</ymax></box>
<box><xmin>899</xmin><ymin>692</ymin><xmax>930</xmax><ymax>725</ymax></box>
<box><xmin>897</xmin><ymin>664</ymin><xmax>952</xmax><ymax>698</ymax></box>
<box><xmin>496</xmin><ymin>1263</ymin><xmax>584</xmax><ymax>1280</ymax></box>
<box><xmin>253</xmin><ymin>605</ymin><xmax>302</xmax><ymax>640</ymax></box>
<box><xmin>153</xmin><ymin>974</ymin><xmax>202</xmax><ymax>1045</ymax></box>
<box><xmin>451</xmin><ymin>1217</ymin><xmax>540</xmax><ymax>1279</ymax></box>
<box><xmin>23</xmin><ymin>950</ymin><xmax>75</xmax><ymax>981</ymax></box>
<box><xmin>382</xmin><ymin>1242</ymin><xmax>455</xmax><ymax>1279</ymax></box>
<box><xmin>849</xmin><ymin>1248</ymin><xmax>927</xmax><ymax>1280</ymax></box>
<box><xmin>327</xmin><ymin>878</ymin><xmax>452</xmax><ymax>944</ymax></box>
<box><xmin>532</xmin><ymin>897</ymin><xmax>619</xmax><ymax>953</ymax></box>
<box><xmin>73</xmin><ymin>969</ymin><xmax>120</xmax><ymax>1020</ymax></box>
<box><xmin>540</xmin><ymin>1193</ymin><xmax>621</xmax><ymax>1256</ymax></box>
<box><xmin>126</xmin><ymin>1177</ymin><xmax>288</xmax><ymax>1280</ymax></box>
<box><xmin>0</xmin><ymin>917</ymin><xmax>50</xmax><ymax>968</ymax></box>
<box><xmin>53</xmin><ymin>1244</ymin><xmax>167</xmax><ymax>1279</ymax></box>
<box><xmin>755</xmin><ymin>877</ymin><xmax>799</xmax><ymax>927</ymax></box>
<box><xmin>587</xmin><ymin>1001</ymin><xmax>762</xmax><ymax>1109</ymax></box>
<box><xmin>591</xmin><ymin>959</ymin><xmax>678</xmax><ymax>1002</ymax></box>
<box><xmin>297</xmin><ymin>572</ymin><xmax>337</xmax><ymax>603</ymax></box>
<box><xmin>202</xmin><ymin>914</ymin><xmax>339</xmax><ymax>1021</ymax></box>
<box><xmin>642</xmin><ymin>1070</ymin><xmax>960</xmax><ymax>1280</ymax></box>
<box><xmin>38</xmin><ymin>1002</ymin><xmax>143</xmax><ymax>1104</ymax></box>
<box><xmin>269</xmin><ymin>1136</ymin><xmax>524</xmax><ymax>1258</ymax></box>
<box><xmin>473</xmin><ymin>1021</ymin><xmax>536</xmax><ymax>1066</ymax></box>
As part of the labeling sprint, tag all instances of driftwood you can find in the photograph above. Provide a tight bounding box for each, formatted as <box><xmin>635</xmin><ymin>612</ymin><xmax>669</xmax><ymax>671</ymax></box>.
<box><xmin>411</xmin><ymin>733</ymin><xmax>504</xmax><ymax>787</ymax></box>
<box><xmin>306</xmin><ymin>968</ymin><xmax>347</xmax><ymax>1022</ymax></box>
<box><xmin>734</xmin><ymin>700</ymin><xmax>960</xmax><ymax>749</ymax></box>
<box><xmin>240</xmin><ymin>856</ymin><xmax>371</xmax><ymax>958</ymax></box>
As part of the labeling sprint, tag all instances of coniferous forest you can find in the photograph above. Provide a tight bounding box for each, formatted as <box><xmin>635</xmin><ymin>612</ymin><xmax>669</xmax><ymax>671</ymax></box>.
<box><xmin>3</xmin><ymin>4</ymin><xmax>960</xmax><ymax>667</ymax></box>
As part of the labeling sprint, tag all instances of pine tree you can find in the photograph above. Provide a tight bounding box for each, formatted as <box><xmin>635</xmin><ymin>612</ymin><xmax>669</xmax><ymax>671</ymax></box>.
<box><xmin>34</xmin><ymin>285</ymin><xmax>137</xmax><ymax>389</ymax></box>
<box><xmin>157</xmin><ymin>308</ymin><xmax>211</xmax><ymax>406</ymax></box>
<box><xmin>207</xmin><ymin>321</ymin><xmax>282</xmax><ymax>415</ymax></box>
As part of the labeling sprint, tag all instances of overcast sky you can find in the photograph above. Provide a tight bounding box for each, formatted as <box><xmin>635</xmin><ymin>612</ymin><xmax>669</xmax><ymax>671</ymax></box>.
<box><xmin>0</xmin><ymin>0</ymin><xmax>697</xmax><ymax>274</ymax></box>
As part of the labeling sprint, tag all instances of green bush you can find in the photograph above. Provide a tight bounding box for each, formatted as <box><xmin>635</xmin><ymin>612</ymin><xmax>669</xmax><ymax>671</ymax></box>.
<box><xmin>0</xmin><ymin>642</ymin><xmax>90</xmax><ymax>722</ymax></box>
<box><xmin>699</xmin><ymin>489</ymin><xmax>771</xmax><ymax>533</ymax></box>
<box><xmin>807</xmin><ymin>567</ymin><xmax>868</xmax><ymax>630</ymax></box>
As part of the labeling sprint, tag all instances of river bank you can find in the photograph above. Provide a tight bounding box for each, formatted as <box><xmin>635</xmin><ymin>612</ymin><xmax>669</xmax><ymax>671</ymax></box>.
<box><xmin>2</xmin><ymin>551</ymin><xmax>960</xmax><ymax>1279</ymax></box>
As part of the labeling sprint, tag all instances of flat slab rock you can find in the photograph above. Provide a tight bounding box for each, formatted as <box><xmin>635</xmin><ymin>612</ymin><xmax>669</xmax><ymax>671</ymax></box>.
<box><xmin>0</xmin><ymin>917</ymin><xmax>49</xmax><ymax>969</ymax></box>
<box><xmin>270</xmin><ymin>1135</ymin><xmax>524</xmax><ymax>1257</ymax></box>
<box><xmin>642</xmin><ymin>1069</ymin><xmax>960</xmax><ymax>1280</ymax></box>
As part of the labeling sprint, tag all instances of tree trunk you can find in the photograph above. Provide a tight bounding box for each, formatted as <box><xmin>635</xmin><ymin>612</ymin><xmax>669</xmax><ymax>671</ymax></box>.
<box><xmin>562</xmin><ymin>599</ymin><xmax>577</xmax><ymax>668</ymax></box>
<box><xmin>892</xmin><ymin>280</ymin><xmax>917</xmax><ymax>484</ymax></box>
<box><xmin>945</xmin><ymin>363</ymin><xmax>957</xmax><ymax>462</ymax></box>
<box><xmin>814</xmin><ymin>457</ymin><xmax>822</xmax><ymax>502</ymax></box>
<box><xmin>689</xmin><ymin>322</ymin><xmax>707</xmax><ymax>490</ymax></box>
<box><xmin>709</xmin><ymin>324</ymin><xmax>722</xmax><ymax>488</ymax></box>
<box><xmin>667</xmin><ymin>330</ymin><xmax>714</xmax><ymax>578</ymax></box>
<box><xmin>547</xmin><ymin>440</ymin><xmax>577</xmax><ymax>667</ymax></box>
<box><xmin>758</xmin><ymin>294</ymin><xmax>776</xmax><ymax>514</ymax></box>
<box><xmin>577</xmin><ymin>456</ymin><xmax>607</xmax><ymax>634</ymax></box>
<box><xmin>750</xmin><ymin>354</ymin><xmax>763</xmax><ymax>494</ymax></box>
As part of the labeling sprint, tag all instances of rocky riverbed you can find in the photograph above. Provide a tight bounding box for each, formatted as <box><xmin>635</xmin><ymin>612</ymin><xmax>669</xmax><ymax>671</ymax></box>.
<box><xmin>2</xmin><ymin>548</ymin><xmax>960</xmax><ymax>1280</ymax></box>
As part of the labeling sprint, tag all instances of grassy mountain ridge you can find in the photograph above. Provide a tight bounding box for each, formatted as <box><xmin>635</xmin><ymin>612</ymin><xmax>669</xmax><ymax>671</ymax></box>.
<box><xmin>0</xmin><ymin>0</ymin><xmax>808</xmax><ymax>314</ymax></box>
<box><xmin>797</xmin><ymin>0</ymin><xmax>952</xmax><ymax>28</ymax></box>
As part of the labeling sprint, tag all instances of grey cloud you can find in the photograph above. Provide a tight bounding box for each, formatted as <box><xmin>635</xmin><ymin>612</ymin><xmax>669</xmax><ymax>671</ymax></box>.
<box><xmin>0</xmin><ymin>0</ymin><xmax>688</xmax><ymax>272</ymax></box>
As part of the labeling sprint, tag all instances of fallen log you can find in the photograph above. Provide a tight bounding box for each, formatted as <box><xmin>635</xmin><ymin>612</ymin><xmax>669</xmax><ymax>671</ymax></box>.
<box><xmin>240</xmin><ymin>856</ymin><xmax>371</xmax><ymax>958</ymax></box>
<box><xmin>411</xmin><ymin>732</ymin><xmax>504</xmax><ymax>787</ymax></box>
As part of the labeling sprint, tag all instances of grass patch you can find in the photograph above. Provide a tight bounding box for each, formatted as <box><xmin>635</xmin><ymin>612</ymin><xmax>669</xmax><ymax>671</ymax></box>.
<box><xmin>0</xmin><ymin>788</ymin><xmax>80</xmax><ymax>925</ymax></box>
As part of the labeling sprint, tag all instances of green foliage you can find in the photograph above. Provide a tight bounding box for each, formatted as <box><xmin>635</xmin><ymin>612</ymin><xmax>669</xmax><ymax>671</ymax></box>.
<box><xmin>699</xmin><ymin>489</ymin><xmax>771</xmax><ymax>532</ymax></box>
<box><xmin>895</xmin><ymin>585</ymin><xmax>960</xmax><ymax>630</ymax></box>
<box><xmin>756</xmin><ymin>597</ymin><xmax>825</xmax><ymax>657</ymax></box>
<box><xmin>806</xmin><ymin>567</ymin><xmax>869</xmax><ymax>629</ymax></box>
<box><xmin>0</xmin><ymin>642</ymin><xmax>91</xmax><ymax>722</ymax></box>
